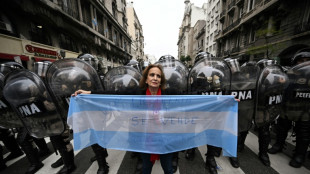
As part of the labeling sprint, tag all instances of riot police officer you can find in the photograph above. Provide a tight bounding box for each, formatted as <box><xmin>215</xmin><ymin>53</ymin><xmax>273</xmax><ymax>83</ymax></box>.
<box><xmin>187</xmin><ymin>52</ymin><xmax>229</xmax><ymax>174</ymax></box>
<box><xmin>1</xmin><ymin>62</ymin><xmax>52</xmax><ymax>174</ymax></box>
<box><xmin>77</xmin><ymin>54</ymin><xmax>109</xmax><ymax>174</ymax></box>
<box><xmin>155</xmin><ymin>55</ymin><xmax>189</xmax><ymax>173</ymax></box>
<box><xmin>268</xmin><ymin>49</ymin><xmax>310</xmax><ymax>168</ymax></box>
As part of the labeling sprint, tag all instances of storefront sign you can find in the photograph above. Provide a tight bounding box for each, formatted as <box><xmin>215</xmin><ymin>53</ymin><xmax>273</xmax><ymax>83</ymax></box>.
<box><xmin>25</xmin><ymin>45</ymin><xmax>58</xmax><ymax>59</ymax></box>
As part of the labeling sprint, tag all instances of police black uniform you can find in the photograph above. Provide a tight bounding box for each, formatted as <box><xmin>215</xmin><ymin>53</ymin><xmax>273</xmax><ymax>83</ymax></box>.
<box><xmin>268</xmin><ymin>49</ymin><xmax>310</xmax><ymax>168</ymax></box>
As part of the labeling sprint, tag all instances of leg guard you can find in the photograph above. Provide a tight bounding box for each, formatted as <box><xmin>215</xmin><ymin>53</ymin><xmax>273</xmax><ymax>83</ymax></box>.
<box><xmin>238</xmin><ymin>131</ymin><xmax>248</xmax><ymax>152</ymax></box>
<box><xmin>268</xmin><ymin>118</ymin><xmax>291</xmax><ymax>154</ymax></box>
<box><xmin>258</xmin><ymin>124</ymin><xmax>270</xmax><ymax>166</ymax></box>
<box><xmin>91</xmin><ymin>144</ymin><xmax>109</xmax><ymax>174</ymax></box>
<box><xmin>17</xmin><ymin>129</ymin><xmax>43</xmax><ymax>174</ymax></box>
<box><xmin>0</xmin><ymin>128</ymin><xmax>23</xmax><ymax>162</ymax></box>
<box><xmin>290</xmin><ymin>121</ymin><xmax>310</xmax><ymax>168</ymax></box>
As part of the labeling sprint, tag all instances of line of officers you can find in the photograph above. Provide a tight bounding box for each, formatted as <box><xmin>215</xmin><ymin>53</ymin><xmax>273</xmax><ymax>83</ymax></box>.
<box><xmin>0</xmin><ymin>48</ymin><xmax>309</xmax><ymax>174</ymax></box>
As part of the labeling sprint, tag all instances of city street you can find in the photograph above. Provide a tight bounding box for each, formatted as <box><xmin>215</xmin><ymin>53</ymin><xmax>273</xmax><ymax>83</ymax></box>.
<box><xmin>2</xmin><ymin>129</ymin><xmax>309</xmax><ymax>174</ymax></box>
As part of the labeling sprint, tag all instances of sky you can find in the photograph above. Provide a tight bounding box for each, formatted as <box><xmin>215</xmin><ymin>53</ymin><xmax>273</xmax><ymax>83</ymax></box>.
<box><xmin>128</xmin><ymin>0</ymin><xmax>206</xmax><ymax>59</ymax></box>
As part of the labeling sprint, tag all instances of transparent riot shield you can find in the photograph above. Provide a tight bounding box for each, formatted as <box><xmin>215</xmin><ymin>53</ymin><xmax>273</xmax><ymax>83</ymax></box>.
<box><xmin>282</xmin><ymin>61</ymin><xmax>310</xmax><ymax>121</ymax></box>
<box><xmin>104</xmin><ymin>66</ymin><xmax>142</xmax><ymax>95</ymax></box>
<box><xmin>45</xmin><ymin>58</ymin><xmax>104</xmax><ymax>119</ymax></box>
<box><xmin>0</xmin><ymin>62</ymin><xmax>24</xmax><ymax>76</ymax></box>
<box><xmin>155</xmin><ymin>58</ymin><xmax>189</xmax><ymax>95</ymax></box>
<box><xmin>33</xmin><ymin>61</ymin><xmax>52</xmax><ymax>78</ymax></box>
<box><xmin>230</xmin><ymin>61</ymin><xmax>260</xmax><ymax>132</ymax></box>
<box><xmin>0</xmin><ymin>73</ymin><xmax>24</xmax><ymax>129</ymax></box>
<box><xmin>3</xmin><ymin>70</ymin><xmax>65</xmax><ymax>138</ymax></box>
<box><xmin>255</xmin><ymin>65</ymin><xmax>289</xmax><ymax>127</ymax></box>
<box><xmin>188</xmin><ymin>58</ymin><xmax>231</xmax><ymax>95</ymax></box>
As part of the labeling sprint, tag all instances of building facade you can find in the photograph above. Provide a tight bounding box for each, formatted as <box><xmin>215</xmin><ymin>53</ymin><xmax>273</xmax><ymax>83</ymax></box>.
<box><xmin>205</xmin><ymin>0</ymin><xmax>220</xmax><ymax>56</ymax></box>
<box><xmin>177</xmin><ymin>0</ymin><xmax>206</xmax><ymax>66</ymax></box>
<box><xmin>126</xmin><ymin>1</ymin><xmax>145</xmax><ymax>62</ymax></box>
<box><xmin>0</xmin><ymin>0</ymin><xmax>132</xmax><ymax>72</ymax></box>
<box><xmin>216</xmin><ymin>0</ymin><xmax>310</xmax><ymax>65</ymax></box>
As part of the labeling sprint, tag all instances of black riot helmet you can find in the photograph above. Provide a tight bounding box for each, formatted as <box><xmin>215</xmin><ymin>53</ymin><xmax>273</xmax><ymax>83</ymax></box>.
<box><xmin>0</xmin><ymin>62</ymin><xmax>24</xmax><ymax>76</ymax></box>
<box><xmin>194</xmin><ymin>52</ymin><xmax>214</xmax><ymax>64</ymax></box>
<box><xmin>77</xmin><ymin>53</ymin><xmax>98</xmax><ymax>70</ymax></box>
<box><xmin>159</xmin><ymin>55</ymin><xmax>175</xmax><ymax>61</ymax></box>
<box><xmin>126</xmin><ymin>60</ymin><xmax>141</xmax><ymax>72</ymax></box>
<box><xmin>291</xmin><ymin>48</ymin><xmax>310</xmax><ymax>65</ymax></box>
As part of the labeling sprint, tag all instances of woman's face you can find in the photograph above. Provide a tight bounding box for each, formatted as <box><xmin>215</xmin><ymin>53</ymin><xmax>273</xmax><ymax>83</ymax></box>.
<box><xmin>146</xmin><ymin>67</ymin><xmax>162</xmax><ymax>89</ymax></box>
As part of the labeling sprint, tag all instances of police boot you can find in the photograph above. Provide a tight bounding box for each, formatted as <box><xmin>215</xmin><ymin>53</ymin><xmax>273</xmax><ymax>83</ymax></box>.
<box><xmin>205</xmin><ymin>145</ymin><xmax>219</xmax><ymax>174</ymax></box>
<box><xmin>238</xmin><ymin>131</ymin><xmax>248</xmax><ymax>152</ymax></box>
<box><xmin>2</xmin><ymin>130</ymin><xmax>24</xmax><ymax>162</ymax></box>
<box><xmin>57</xmin><ymin>150</ymin><xmax>76</xmax><ymax>174</ymax></box>
<box><xmin>51</xmin><ymin>157</ymin><xmax>64</xmax><ymax>168</ymax></box>
<box><xmin>229</xmin><ymin>157</ymin><xmax>239</xmax><ymax>168</ymax></box>
<box><xmin>0</xmin><ymin>146</ymin><xmax>7</xmax><ymax>171</ymax></box>
<box><xmin>185</xmin><ymin>148</ymin><xmax>196</xmax><ymax>160</ymax></box>
<box><xmin>268</xmin><ymin>118</ymin><xmax>291</xmax><ymax>154</ymax></box>
<box><xmin>91</xmin><ymin>144</ymin><xmax>109</xmax><ymax>174</ymax></box>
<box><xmin>205</xmin><ymin>156</ymin><xmax>217</xmax><ymax>174</ymax></box>
<box><xmin>258</xmin><ymin>125</ymin><xmax>270</xmax><ymax>167</ymax></box>
<box><xmin>289</xmin><ymin>121</ymin><xmax>310</xmax><ymax>168</ymax></box>
<box><xmin>172</xmin><ymin>152</ymin><xmax>178</xmax><ymax>173</ymax></box>
<box><xmin>21</xmin><ymin>142</ymin><xmax>44</xmax><ymax>174</ymax></box>
<box><xmin>34</xmin><ymin>138</ymin><xmax>50</xmax><ymax>157</ymax></box>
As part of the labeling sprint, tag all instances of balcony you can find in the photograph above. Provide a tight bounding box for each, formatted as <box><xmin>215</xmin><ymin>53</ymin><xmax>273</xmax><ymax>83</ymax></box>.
<box><xmin>59</xmin><ymin>4</ymin><xmax>79</xmax><ymax>20</ymax></box>
<box><xmin>294</xmin><ymin>23</ymin><xmax>310</xmax><ymax>35</ymax></box>
<box><xmin>219</xmin><ymin>9</ymin><xmax>226</xmax><ymax>23</ymax></box>
<box><xmin>195</xmin><ymin>27</ymin><xmax>206</xmax><ymax>39</ymax></box>
<box><xmin>227</xmin><ymin>0</ymin><xmax>236</xmax><ymax>15</ymax></box>
<box><xmin>236</xmin><ymin>0</ymin><xmax>244</xmax><ymax>6</ymax></box>
<box><xmin>222</xmin><ymin>18</ymin><xmax>241</xmax><ymax>34</ymax></box>
<box><xmin>231</xmin><ymin>47</ymin><xmax>240</xmax><ymax>53</ymax></box>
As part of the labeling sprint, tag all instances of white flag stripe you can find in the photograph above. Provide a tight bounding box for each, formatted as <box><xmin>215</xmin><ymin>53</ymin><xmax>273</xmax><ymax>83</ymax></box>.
<box><xmin>70</xmin><ymin>110</ymin><xmax>237</xmax><ymax>135</ymax></box>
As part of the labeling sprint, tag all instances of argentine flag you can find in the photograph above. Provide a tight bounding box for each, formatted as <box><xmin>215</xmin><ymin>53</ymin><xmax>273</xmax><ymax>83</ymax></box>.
<box><xmin>67</xmin><ymin>95</ymin><xmax>238</xmax><ymax>157</ymax></box>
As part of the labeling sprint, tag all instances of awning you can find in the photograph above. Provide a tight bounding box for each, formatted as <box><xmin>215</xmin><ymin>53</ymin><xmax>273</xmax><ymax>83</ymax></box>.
<box><xmin>0</xmin><ymin>53</ymin><xmax>29</xmax><ymax>61</ymax></box>
<box><xmin>33</xmin><ymin>57</ymin><xmax>57</xmax><ymax>62</ymax></box>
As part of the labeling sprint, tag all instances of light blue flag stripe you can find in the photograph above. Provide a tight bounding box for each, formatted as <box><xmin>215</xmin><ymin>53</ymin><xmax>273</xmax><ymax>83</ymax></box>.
<box><xmin>67</xmin><ymin>95</ymin><xmax>238</xmax><ymax>157</ymax></box>
<box><xmin>68</xmin><ymin>94</ymin><xmax>237</xmax><ymax>114</ymax></box>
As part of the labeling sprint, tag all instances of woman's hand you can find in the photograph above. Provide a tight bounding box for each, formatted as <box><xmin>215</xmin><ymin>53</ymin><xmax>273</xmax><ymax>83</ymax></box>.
<box><xmin>72</xmin><ymin>89</ymin><xmax>91</xmax><ymax>96</ymax></box>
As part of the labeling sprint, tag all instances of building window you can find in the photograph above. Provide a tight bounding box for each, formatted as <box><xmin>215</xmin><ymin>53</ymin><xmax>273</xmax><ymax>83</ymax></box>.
<box><xmin>59</xmin><ymin>33</ymin><xmax>78</xmax><ymax>52</ymax></box>
<box><xmin>0</xmin><ymin>13</ymin><xmax>15</xmax><ymax>36</ymax></box>
<box><xmin>108</xmin><ymin>22</ymin><xmax>112</xmax><ymax>40</ymax></box>
<box><xmin>249</xmin><ymin>28</ymin><xmax>256</xmax><ymax>43</ymax></box>
<box><xmin>239</xmin><ymin>6</ymin><xmax>244</xmax><ymax>18</ymax></box>
<box><xmin>30</xmin><ymin>22</ymin><xmax>52</xmax><ymax>46</ymax></box>
<box><xmin>112</xmin><ymin>0</ymin><xmax>117</xmax><ymax>18</ymax></box>
<box><xmin>81</xmin><ymin>44</ymin><xmax>89</xmax><ymax>53</ymax></box>
<box><xmin>247</xmin><ymin>0</ymin><xmax>255</xmax><ymax>12</ymax></box>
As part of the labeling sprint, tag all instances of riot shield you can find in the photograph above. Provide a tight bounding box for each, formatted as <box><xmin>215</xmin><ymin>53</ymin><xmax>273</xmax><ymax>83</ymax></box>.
<box><xmin>3</xmin><ymin>70</ymin><xmax>65</xmax><ymax>138</ymax></box>
<box><xmin>0</xmin><ymin>62</ymin><xmax>24</xmax><ymax>76</ymax></box>
<box><xmin>0</xmin><ymin>73</ymin><xmax>24</xmax><ymax>129</ymax></box>
<box><xmin>33</xmin><ymin>61</ymin><xmax>52</xmax><ymax>78</ymax></box>
<box><xmin>45</xmin><ymin>58</ymin><xmax>104</xmax><ymax>119</ymax></box>
<box><xmin>230</xmin><ymin>61</ymin><xmax>260</xmax><ymax>132</ymax></box>
<box><xmin>104</xmin><ymin>66</ymin><xmax>142</xmax><ymax>94</ymax></box>
<box><xmin>155</xmin><ymin>58</ymin><xmax>189</xmax><ymax>94</ymax></box>
<box><xmin>188</xmin><ymin>58</ymin><xmax>231</xmax><ymax>95</ymax></box>
<box><xmin>255</xmin><ymin>65</ymin><xmax>289</xmax><ymax>127</ymax></box>
<box><xmin>282</xmin><ymin>61</ymin><xmax>310</xmax><ymax>121</ymax></box>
